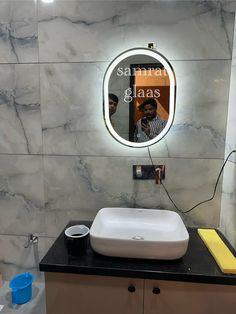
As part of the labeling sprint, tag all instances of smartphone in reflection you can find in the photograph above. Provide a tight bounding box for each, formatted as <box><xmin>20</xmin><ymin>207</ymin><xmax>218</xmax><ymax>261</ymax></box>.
<box><xmin>141</xmin><ymin>117</ymin><xmax>148</xmax><ymax>130</ymax></box>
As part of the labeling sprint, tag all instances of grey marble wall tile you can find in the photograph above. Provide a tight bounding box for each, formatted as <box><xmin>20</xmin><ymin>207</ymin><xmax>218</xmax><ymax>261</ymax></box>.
<box><xmin>40</xmin><ymin>60</ymin><xmax>230</xmax><ymax>158</ymax></box>
<box><xmin>44</xmin><ymin>155</ymin><xmax>222</xmax><ymax>237</ymax></box>
<box><xmin>0</xmin><ymin>64</ymin><xmax>42</xmax><ymax>154</ymax></box>
<box><xmin>222</xmin><ymin>0</ymin><xmax>236</xmax><ymax>12</ymax></box>
<box><xmin>159</xmin><ymin>158</ymin><xmax>223</xmax><ymax>228</ymax></box>
<box><xmin>220</xmin><ymin>162</ymin><xmax>236</xmax><ymax>249</ymax></box>
<box><xmin>224</xmin><ymin>64</ymin><xmax>236</xmax><ymax>158</ymax></box>
<box><xmin>38</xmin><ymin>1</ymin><xmax>234</xmax><ymax>62</ymax></box>
<box><xmin>0</xmin><ymin>234</ymin><xmax>54</xmax><ymax>283</ymax></box>
<box><xmin>0</xmin><ymin>155</ymin><xmax>45</xmax><ymax>235</ymax></box>
<box><xmin>0</xmin><ymin>1</ymin><xmax>36</xmax><ymax>22</ymax></box>
<box><xmin>0</xmin><ymin>1</ymin><xmax>38</xmax><ymax>63</ymax></box>
<box><xmin>40</xmin><ymin>62</ymin><xmax>106</xmax><ymax>153</ymax></box>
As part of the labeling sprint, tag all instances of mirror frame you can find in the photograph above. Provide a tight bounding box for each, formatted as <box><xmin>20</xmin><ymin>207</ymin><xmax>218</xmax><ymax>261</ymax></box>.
<box><xmin>103</xmin><ymin>48</ymin><xmax>176</xmax><ymax>147</ymax></box>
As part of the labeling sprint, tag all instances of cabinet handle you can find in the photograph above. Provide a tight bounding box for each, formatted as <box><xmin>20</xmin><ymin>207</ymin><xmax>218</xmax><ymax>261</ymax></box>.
<box><xmin>152</xmin><ymin>287</ymin><xmax>161</xmax><ymax>294</ymax></box>
<box><xmin>128</xmin><ymin>285</ymin><xmax>136</xmax><ymax>293</ymax></box>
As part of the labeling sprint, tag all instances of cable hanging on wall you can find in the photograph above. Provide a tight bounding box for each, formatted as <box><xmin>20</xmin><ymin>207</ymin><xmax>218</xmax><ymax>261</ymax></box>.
<box><xmin>147</xmin><ymin>147</ymin><xmax>236</xmax><ymax>214</ymax></box>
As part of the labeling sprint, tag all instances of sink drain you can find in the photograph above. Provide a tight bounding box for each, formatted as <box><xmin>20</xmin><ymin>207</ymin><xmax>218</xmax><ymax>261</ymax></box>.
<box><xmin>132</xmin><ymin>236</ymin><xmax>144</xmax><ymax>240</ymax></box>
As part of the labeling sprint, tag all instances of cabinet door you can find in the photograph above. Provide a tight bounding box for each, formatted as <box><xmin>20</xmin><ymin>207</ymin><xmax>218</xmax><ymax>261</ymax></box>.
<box><xmin>45</xmin><ymin>273</ymin><xmax>144</xmax><ymax>314</ymax></box>
<box><xmin>144</xmin><ymin>279</ymin><xmax>236</xmax><ymax>314</ymax></box>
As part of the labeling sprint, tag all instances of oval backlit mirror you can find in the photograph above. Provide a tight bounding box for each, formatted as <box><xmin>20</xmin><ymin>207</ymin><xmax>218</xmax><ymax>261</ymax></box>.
<box><xmin>103</xmin><ymin>48</ymin><xmax>176</xmax><ymax>147</ymax></box>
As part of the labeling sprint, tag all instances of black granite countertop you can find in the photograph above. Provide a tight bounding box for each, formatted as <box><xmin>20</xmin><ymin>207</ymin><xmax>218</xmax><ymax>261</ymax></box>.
<box><xmin>39</xmin><ymin>221</ymin><xmax>236</xmax><ymax>285</ymax></box>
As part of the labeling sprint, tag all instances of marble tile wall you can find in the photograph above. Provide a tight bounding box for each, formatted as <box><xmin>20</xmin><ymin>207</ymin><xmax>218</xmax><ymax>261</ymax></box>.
<box><xmin>0</xmin><ymin>0</ymin><xmax>235</xmax><ymax>280</ymax></box>
<box><xmin>0</xmin><ymin>65</ymin><xmax>42</xmax><ymax>154</ymax></box>
<box><xmin>220</xmin><ymin>17</ymin><xmax>236</xmax><ymax>249</ymax></box>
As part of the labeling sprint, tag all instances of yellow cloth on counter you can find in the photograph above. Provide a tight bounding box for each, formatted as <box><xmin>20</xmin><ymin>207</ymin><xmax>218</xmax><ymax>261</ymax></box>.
<box><xmin>198</xmin><ymin>228</ymin><xmax>236</xmax><ymax>275</ymax></box>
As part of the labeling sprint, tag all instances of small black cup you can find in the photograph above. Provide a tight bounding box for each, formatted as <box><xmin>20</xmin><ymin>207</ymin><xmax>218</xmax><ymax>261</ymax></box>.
<box><xmin>64</xmin><ymin>225</ymin><xmax>90</xmax><ymax>256</ymax></box>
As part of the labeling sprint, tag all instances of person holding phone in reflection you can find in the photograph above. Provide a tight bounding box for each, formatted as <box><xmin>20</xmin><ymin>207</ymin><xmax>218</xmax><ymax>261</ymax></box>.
<box><xmin>134</xmin><ymin>98</ymin><xmax>166</xmax><ymax>142</ymax></box>
<box><xmin>109</xmin><ymin>93</ymin><xmax>119</xmax><ymax>120</ymax></box>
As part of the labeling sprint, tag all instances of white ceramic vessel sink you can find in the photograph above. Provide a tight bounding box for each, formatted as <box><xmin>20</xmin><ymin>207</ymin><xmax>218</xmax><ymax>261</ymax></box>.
<box><xmin>90</xmin><ymin>207</ymin><xmax>189</xmax><ymax>260</ymax></box>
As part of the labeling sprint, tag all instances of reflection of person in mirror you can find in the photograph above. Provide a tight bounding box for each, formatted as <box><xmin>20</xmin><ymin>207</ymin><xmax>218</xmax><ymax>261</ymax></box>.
<box><xmin>134</xmin><ymin>98</ymin><xmax>167</xmax><ymax>142</ymax></box>
<box><xmin>109</xmin><ymin>93</ymin><xmax>119</xmax><ymax>117</ymax></box>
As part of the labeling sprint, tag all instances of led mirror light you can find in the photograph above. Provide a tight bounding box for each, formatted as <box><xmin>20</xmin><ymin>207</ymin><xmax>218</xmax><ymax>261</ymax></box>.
<box><xmin>41</xmin><ymin>0</ymin><xmax>54</xmax><ymax>3</ymax></box>
<box><xmin>103</xmin><ymin>48</ymin><xmax>176</xmax><ymax>148</ymax></box>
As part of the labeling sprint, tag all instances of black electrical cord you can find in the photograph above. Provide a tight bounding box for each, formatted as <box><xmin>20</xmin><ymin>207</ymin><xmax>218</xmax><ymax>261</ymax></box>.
<box><xmin>147</xmin><ymin>147</ymin><xmax>236</xmax><ymax>214</ymax></box>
